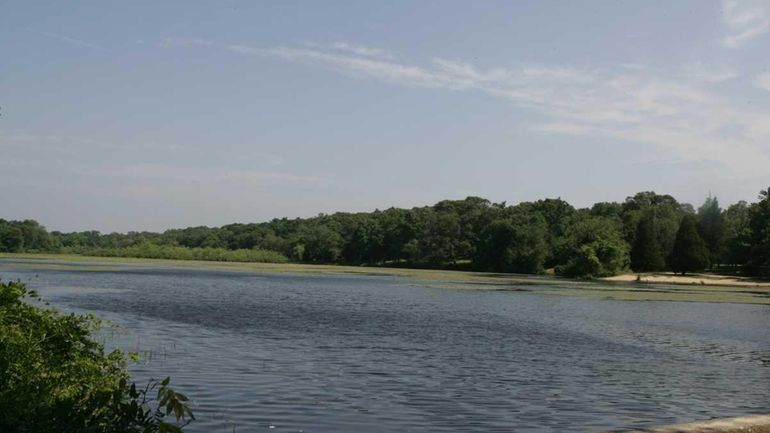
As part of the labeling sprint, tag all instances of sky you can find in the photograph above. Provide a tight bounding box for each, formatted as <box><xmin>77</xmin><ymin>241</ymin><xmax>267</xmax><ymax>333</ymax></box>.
<box><xmin>2</xmin><ymin>0</ymin><xmax>770</xmax><ymax>232</ymax></box>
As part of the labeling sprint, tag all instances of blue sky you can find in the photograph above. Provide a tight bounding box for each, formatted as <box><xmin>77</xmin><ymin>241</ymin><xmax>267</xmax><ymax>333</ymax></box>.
<box><xmin>2</xmin><ymin>1</ymin><xmax>770</xmax><ymax>232</ymax></box>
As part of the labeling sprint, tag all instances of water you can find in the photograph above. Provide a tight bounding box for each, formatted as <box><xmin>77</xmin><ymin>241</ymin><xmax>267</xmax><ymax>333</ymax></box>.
<box><xmin>2</xmin><ymin>261</ymin><xmax>769</xmax><ymax>433</ymax></box>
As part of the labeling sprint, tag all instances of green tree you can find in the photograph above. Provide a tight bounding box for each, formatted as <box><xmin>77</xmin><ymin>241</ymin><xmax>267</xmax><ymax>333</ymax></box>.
<box><xmin>630</xmin><ymin>212</ymin><xmax>666</xmax><ymax>272</ymax></box>
<box><xmin>556</xmin><ymin>216</ymin><xmax>629</xmax><ymax>278</ymax></box>
<box><xmin>298</xmin><ymin>221</ymin><xmax>343</xmax><ymax>263</ymax></box>
<box><xmin>0</xmin><ymin>226</ymin><xmax>24</xmax><ymax>252</ymax></box>
<box><xmin>668</xmin><ymin>214</ymin><xmax>710</xmax><ymax>274</ymax></box>
<box><xmin>746</xmin><ymin>187</ymin><xmax>770</xmax><ymax>276</ymax></box>
<box><xmin>474</xmin><ymin>213</ymin><xmax>547</xmax><ymax>274</ymax></box>
<box><xmin>622</xmin><ymin>192</ymin><xmax>684</xmax><ymax>260</ymax></box>
<box><xmin>696</xmin><ymin>196</ymin><xmax>725</xmax><ymax>268</ymax></box>
<box><xmin>518</xmin><ymin>198</ymin><xmax>577</xmax><ymax>267</ymax></box>
<box><xmin>722</xmin><ymin>201</ymin><xmax>751</xmax><ymax>266</ymax></box>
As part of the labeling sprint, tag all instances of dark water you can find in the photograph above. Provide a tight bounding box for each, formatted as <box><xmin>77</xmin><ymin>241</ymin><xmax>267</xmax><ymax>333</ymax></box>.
<box><xmin>2</xmin><ymin>261</ymin><xmax>769</xmax><ymax>433</ymax></box>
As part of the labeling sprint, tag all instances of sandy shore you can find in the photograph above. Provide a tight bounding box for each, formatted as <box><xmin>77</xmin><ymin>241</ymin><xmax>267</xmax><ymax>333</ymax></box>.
<box><xmin>604</xmin><ymin>272</ymin><xmax>770</xmax><ymax>288</ymax></box>
<box><xmin>603</xmin><ymin>414</ymin><xmax>770</xmax><ymax>433</ymax></box>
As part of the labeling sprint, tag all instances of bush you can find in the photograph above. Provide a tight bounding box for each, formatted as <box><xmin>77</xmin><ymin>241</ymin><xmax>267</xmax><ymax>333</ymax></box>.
<box><xmin>0</xmin><ymin>279</ymin><xmax>193</xmax><ymax>433</ymax></box>
<box><xmin>69</xmin><ymin>242</ymin><xmax>289</xmax><ymax>263</ymax></box>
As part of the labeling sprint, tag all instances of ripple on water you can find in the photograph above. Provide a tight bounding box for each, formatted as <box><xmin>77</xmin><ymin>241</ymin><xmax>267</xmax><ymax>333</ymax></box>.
<box><xmin>1</xmin><ymin>264</ymin><xmax>769</xmax><ymax>433</ymax></box>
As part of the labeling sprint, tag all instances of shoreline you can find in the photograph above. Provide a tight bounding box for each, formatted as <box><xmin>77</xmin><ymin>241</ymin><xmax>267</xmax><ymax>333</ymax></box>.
<box><xmin>2</xmin><ymin>253</ymin><xmax>770</xmax><ymax>305</ymax></box>
<box><xmin>604</xmin><ymin>414</ymin><xmax>770</xmax><ymax>433</ymax></box>
<box><xmin>603</xmin><ymin>272</ymin><xmax>770</xmax><ymax>288</ymax></box>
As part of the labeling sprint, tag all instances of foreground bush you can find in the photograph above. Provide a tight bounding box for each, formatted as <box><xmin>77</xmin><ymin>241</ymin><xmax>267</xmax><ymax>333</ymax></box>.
<box><xmin>68</xmin><ymin>242</ymin><xmax>289</xmax><ymax>263</ymax></box>
<box><xmin>0</xmin><ymin>279</ymin><xmax>193</xmax><ymax>433</ymax></box>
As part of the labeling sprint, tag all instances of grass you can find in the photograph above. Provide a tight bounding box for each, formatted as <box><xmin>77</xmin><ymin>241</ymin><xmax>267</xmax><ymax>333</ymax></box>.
<box><xmin>2</xmin><ymin>252</ymin><xmax>770</xmax><ymax>305</ymax></box>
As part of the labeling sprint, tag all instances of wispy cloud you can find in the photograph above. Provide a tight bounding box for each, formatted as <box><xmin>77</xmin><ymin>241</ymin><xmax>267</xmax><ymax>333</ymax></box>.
<box><xmin>330</xmin><ymin>42</ymin><xmax>394</xmax><ymax>59</ymax></box>
<box><xmin>720</xmin><ymin>0</ymin><xmax>770</xmax><ymax>48</ymax></box>
<box><xmin>228</xmin><ymin>45</ymin><xmax>459</xmax><ymax>88</ymax></box>
<box><xmin>159</xmin><ymin>37</ymin><xmax>214</xmax><ymax>49</ymax></box>
<box><xmin>221</xmin><ymin>42</ymin><xmax>770</xmax><ymax>175</ymax></box>
<box><xmin>39</xmin><ymin>31</ymin><xmax>109</xmax><ymax>52</ymax></box>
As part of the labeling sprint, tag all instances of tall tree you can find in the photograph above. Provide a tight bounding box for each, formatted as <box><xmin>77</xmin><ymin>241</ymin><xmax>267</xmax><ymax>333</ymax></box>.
<box><xmin>668</xmin><ymin>214</ymin><xmax>710</xmax><ymax>274</ymax></box>
<box><xmin>696</xmin><ymin>196</ymin><xmax>725</xmax><ymax>268</ymax></box>
<box><xmin>474</xmin><ymin>213</ymin><xmax>547</xmax><ymax>274</ymax></box>
<box><xmin>0</xmin><ymin>225</ymin><xmax>24</xmax><ymax>252</ymax></box>
<box><xmin>747</xmin><ymin>187</ymin><xmax>770</xmax><ymax>276</ymax></box>
<box><xmin>622</xmin><ymin>192</ymin><xmax>684</xmax><ymax>260</ymax></box>
<box><xmin>630</xmin><ymin>212</ymin><xmax>666</xmax><ymax>272</ymax></box>
<box><xmin>722</xmin><ymin>201</ymin><xmax>751</xmax><ymax>266</ymax></box>
<box><xmin>556</xmin><ymin>216</ymin><xmax>629</xmax><ymax>278</ymax></box>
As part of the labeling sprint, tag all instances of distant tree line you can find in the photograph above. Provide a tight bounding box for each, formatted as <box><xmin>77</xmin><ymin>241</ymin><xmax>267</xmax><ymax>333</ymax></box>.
<box><xmin>2</xmin><ymin>187</ymin><xmax>769</xmax><ymax>278</ymax></box>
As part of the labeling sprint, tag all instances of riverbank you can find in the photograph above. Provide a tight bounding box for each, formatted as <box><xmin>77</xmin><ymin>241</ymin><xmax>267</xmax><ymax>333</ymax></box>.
<box><xmin>606</xmin><ymin>414</ymin><xmax>770</xmax><ymax>433</ymax></box>
<box><xmin>2</xmin><ymin>253</ymin><xmax>770</xmax><ymax>305</ymax></box>
<box><xmin>604</xmin><ymin>272</ymin><xmax>770</xmax><ymax>288</ymax></box>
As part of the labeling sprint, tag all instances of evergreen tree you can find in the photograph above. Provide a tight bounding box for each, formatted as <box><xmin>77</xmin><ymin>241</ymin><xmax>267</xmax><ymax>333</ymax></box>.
<box><xmin>668</xmin><ymin>214</ymin><xmax>710</xmax><ymax>274</ymax></box>
<box><xmin>747</xmin><ymin>187</ymin><xmax>770</xmax><ymax>276</ymax></box>
<box><xmin>696</xmin><ymin>196</ymin><xmax>725</xmax><ymax>268</ymax></box>
<box><xmin>630</xmin><ymin>213</ymin><xmax>666</xmax><ymax>272</ymax></box>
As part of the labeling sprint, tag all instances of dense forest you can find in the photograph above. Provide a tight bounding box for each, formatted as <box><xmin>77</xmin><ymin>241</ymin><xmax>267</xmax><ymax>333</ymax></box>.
<box><xmin>2</xmin><ymin>188</ymin><xmax>769</xmax><ymax>278</ymax></box>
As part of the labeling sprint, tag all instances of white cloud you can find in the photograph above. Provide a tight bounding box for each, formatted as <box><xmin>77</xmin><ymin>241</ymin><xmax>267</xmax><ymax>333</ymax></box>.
<box><xmin>159</xmin><ymin>37</ymin><xmax>214</xmax><ymax>48</ymax></box>
<box><xmin>330</xmin><ymin>42</ymin><xmax>394</xmax><ymax>59</ymax></box>
<box><xmin>720</xmin><ymin>0</ymin><xmax>770</xmax><ymax>47</ymax></box>
<box><xmin>39</xmin><ymin>31</ymin><xmax>108</xmax><ymax>52</ymax></box>
<box><xmin>754</xmin><ymin>72</ymin><xmax>770</xmax><ymax>90</ymax></box>
<box><xmin>221</xmin><ymin>42</ymin><xmax>770</xmax><ymax>176</ymax></box>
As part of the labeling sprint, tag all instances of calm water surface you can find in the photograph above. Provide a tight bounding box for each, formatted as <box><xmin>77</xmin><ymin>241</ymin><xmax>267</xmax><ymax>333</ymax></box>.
<box><xmin>2</xmin><ymin>260</ymin><xmax>769</xmax><ymax>433</ymax></box>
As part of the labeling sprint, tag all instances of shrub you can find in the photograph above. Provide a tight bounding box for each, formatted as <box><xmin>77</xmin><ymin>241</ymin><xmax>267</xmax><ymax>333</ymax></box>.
<box><xmin>0</xmin><ymin>279</ymin><xmax>193</xmax><ymax>433</ymax></box>
<box><xmin>71</xmin><ymin>243</ymin><xmax>289</xmax><ymax>263</ymax></box>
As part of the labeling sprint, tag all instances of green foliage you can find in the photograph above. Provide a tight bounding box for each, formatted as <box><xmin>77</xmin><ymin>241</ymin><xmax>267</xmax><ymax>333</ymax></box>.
<box><xmin>0</xmin><ymin>225</ymin><xmax>24</xmax><ymax>252</ymax></box>
<box><xmin>630</xmin><ymin>212</ymin><xmax>667</xmax><ymax>272</ymax></box>
<box><xmin>668</xmin><ymin>214</ymin><xmax>710</xmax><ymax>274</ymax></box>
<box><xmin>298</xmin><ymin>221</ymin><xmax>343</xmax><ymax>263</ymax></box>
<box><xmin>721</xmin><ymin>201</ymin><xmax>751</xmax><ymax>266</ymax></box>
<box><xmin>0</xmin><ymin>279</ymin><xmax>193</xmax><ymax>432</ymax></box>
<box><xmin>4</xmin><ymin>186</ymin><xmax>770</xmax><ymax>277</ymax></box>
<box><xmin>474</xmin><ymin>213</ymin><xmax>548</xmax><ymax>274</ymax></box>
<box><xmin>0</xmin><ymin>219</ymin><xmax>52</xmax><ymax>252</ymax></box>
<box><xmin>747</xmin><ymin>187</ymin><xmax>770</xmax><ymax>276</ymax></box>
<box><xmin>518</xmin><ymin>198</ymin><xmax>577</xmax><ymax>267</ymax></box>
<box><xmin>70</xmin><ymin>243</ymin><xmax>288</xmax><ymax>263</ymax></box>
<box><xmin>696</xmin><ymin>196</ymin><xmax>725</xmax><ymax>267</ymax></box>
<box><xmin>623</xmin><ymin>192</ymin><xmax>684</xmax><ymax>262</ymax></box>
<box><xmin>556</xmin><ymin>216</ymin><xmax>629</xmax><ymax>278</ymax></box>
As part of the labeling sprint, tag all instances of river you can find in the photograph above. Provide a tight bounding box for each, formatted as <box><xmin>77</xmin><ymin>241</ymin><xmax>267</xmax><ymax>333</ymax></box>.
<box><xmin>1</xmin><ymin>260</ymin><xmax>768</xmax><ymax>433</ymax></box>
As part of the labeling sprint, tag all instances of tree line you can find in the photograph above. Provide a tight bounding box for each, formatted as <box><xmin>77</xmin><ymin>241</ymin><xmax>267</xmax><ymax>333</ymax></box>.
<box><xmin>1</xmin><ymin>187</ymin><xmax>769</xmax><ymax>278</ymax></box>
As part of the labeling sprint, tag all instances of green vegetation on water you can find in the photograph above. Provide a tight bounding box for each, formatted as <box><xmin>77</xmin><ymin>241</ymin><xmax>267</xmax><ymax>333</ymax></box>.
<box><xmin>2</xmin><ymin>187</ymin><xmax>769</xmax><ymax>278</ymax></box>
<box><xmin>68</xmin><ymin>243</ymin><xmax>289</xmax><ymax>263</ymax></box>
<box><xmin>0</xmin><ymin>279</ymin><xmax>194</xmax><ymax>432</ymax></box>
